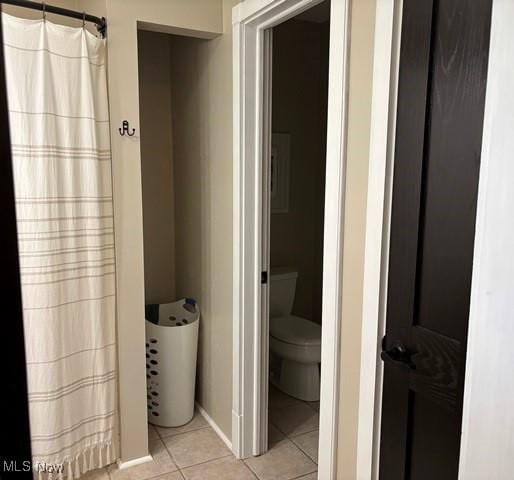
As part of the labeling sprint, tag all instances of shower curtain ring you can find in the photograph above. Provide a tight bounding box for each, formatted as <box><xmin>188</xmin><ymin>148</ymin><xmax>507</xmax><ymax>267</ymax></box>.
<box><xmin>82</xmin><ymin>11</ymin><xmax>86</xmax><ymax>29</ymax></box>
<box><xmin>42</xmin><ymin>2</ymin><xmax>46</xmax><ymax>21</ymax></box>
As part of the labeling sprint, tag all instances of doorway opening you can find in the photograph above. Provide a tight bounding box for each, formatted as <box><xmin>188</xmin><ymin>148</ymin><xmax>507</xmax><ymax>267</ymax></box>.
<box><xmin>263</xmin><ymin>0</ymin><xmax>330</xmax><ymax>469</ymax></box>
<box><xmin>232</xmin><ymin>0</ymin><xmax>350</xmax><ymax>476</ymax></box>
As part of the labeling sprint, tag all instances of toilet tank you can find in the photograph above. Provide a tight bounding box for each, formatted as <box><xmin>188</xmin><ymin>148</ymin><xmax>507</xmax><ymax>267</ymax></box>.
<box><xmin>270</xmin><ymin>268</ymin><xmax>298</xmax><ymax>317</ymax></box>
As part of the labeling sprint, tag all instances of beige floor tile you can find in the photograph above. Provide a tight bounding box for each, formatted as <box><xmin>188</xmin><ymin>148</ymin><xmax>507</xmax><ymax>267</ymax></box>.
<box><xmin>270</xmin><ymin>403</ymin><xmax>319</xmax><ymax>438</ymax></box>
<box><xmin>181</xmin><ymin>456</ymin><xmax>256</xmax><ymax>480</ymax></box>
<box><xmin>269</xmin><ymin>384</ymin><xmax>301</xmax><ymax>410</ymax></box>
<box><xmin>268</xmin><ymin>422</ymin><xmax>286</xmax><ymax>447</ymax></box>
<box><xmin>163</xmin><ymin>427</ymin><xmax>231</xmax><ymax>469</ymax></box>
<box><xmin>293</xmin><ymin>472</ymin><xmax>317</xmax><ymax>480</ymax></box>
<box><xmin>244</xmin><ymin>438</ymin><xmax>316</xmax><ymax>480</ymax></box>
<box><xmin>155</xmin><ymin>409</ymin><xmax>208</xmax><ymax>439</ymax></box>
<box><xmin>148</xmin><ymin>424</ymin><xmax>160</xmax><ymax>441</ymax></box>
<box><xmin>291</xmin><ymin>430</ymin><xmax>319</xmax><ymax>463</ymax></box>
<box><xmin>152</xmin><ymin>473</ymin><xmax>184</xmax><ymax>480</ymax></box>
<box><xmin>108</xmin><ymin>438</ymin><xmax>177</xmax><ymax>480</ymax></box>
<box><xmin>81</xmin><ymin>467</ymin><xmax>109</xmax><ymax>480</ymax></box>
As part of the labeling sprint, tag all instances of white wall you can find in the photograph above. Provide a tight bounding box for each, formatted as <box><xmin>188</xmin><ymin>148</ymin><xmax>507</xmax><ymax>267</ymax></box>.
<box><xmin>459</xmin><ymin>1</ymin><xmax>514</xmax><ymax>478</ymax></box>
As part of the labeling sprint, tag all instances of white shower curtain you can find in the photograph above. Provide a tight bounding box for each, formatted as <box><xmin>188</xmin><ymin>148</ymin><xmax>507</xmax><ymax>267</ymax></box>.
<box><xmin>2</xmin><ymin>13</ymin><xmax>118</xmax><ymax>479</ymax></box>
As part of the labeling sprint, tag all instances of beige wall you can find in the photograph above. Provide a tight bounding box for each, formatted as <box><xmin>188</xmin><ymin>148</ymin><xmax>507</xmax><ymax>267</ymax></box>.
<box><xmin>2</xmin><ymin>0</ymin><xmax>79</xmax><ymax>21</ymax></box>
<box><xmin>104</xmin><ymin>0</ymin><xmax>225</xmax><ymax>463</ymax></box>
<box><xmin>336</xmin><ymin>0</ymin><xmax>377</xmax><ymax>478</ymax></box>
<box><xmin>138</xmin><ymin>31</ymin><xmax>176</xmax><ymax>304</ymax></box>
<box><xmin>169</xmin><ymin>0</ymin><xmax>237</xmax><ymax>438</ymax></box>
<box><xmin>271</xmin><ymin>18</ymin><xmax>329</xmax><ymax>324</ymax></box>
<box><xmin>2</xmin><ymin>0</ymin><xmax>106</xmax><ymax>34</ymax></box>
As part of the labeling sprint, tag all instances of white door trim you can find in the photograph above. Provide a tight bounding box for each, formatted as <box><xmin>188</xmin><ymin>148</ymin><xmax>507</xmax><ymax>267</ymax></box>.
<box><xmin>366</xmin><ymin>0</ymin><xmax>402</xmax><ymax>478</ymax></box>
<box><xmin>258</xmin><ymin>27</ymin><xmax>273</xmax><ymax>456</ymax></box>
<box><xmin>459</xmin><ymin>1</ymin><xmax>514</xmax><ymax>477</ymax></box>
<box><xmin>232</xmin><ymin>1</ymin><xmax>350</xmax><ymax>479</ymax></box>
<box><xmin>317</xmin><ymin>1</ymin><xmax>350</xmax><ymax>477</ymax></box>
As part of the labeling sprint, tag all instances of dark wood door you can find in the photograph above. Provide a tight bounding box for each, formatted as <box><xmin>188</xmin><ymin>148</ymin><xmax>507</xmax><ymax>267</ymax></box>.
<box><xmin>379</xmin><ymin>0</ymin><xmax>492</xmax><ymax>478</ymax></box>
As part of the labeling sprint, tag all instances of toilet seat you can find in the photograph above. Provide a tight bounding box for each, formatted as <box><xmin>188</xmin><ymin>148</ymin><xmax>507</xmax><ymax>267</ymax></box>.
<box><xmin>270</xmin><ymin>315</ymin><xmax>321</xmax><ymax>346</ymax></box>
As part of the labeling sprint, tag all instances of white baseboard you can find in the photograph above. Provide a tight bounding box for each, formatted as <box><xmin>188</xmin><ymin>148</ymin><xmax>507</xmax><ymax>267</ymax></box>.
<box><xmin>117</xmin><ymin>454</ymin><xmax>153</xmax><ymax>470</ymax></box>
<box><xmin>195</xmin><ymin>402</ymin><xmax>233</xmax><ymax>451</ymax></box>
<box><xmin>231</xmin><ymin>409</ymin><xmax>243</xmax><ymax>458</ymax></box>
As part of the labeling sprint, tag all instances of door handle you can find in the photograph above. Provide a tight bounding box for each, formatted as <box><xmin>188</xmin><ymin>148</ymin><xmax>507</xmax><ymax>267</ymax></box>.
<box><xmin>381</xmin><ymin>342</ymin><xmax>416</xmax><ymax>370</ymax></box>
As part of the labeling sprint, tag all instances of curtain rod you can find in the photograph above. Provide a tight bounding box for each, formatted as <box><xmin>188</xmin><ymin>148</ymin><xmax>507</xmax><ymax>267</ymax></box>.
<box><xmin>1</xmin><ymin>0</ymin><xmax>106</xmax><ymax>37</ymax></box>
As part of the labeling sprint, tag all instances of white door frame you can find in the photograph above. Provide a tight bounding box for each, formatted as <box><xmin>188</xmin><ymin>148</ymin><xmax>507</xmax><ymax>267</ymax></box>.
<box><xmin>366</xmin><ymin>0</ymin><xmax>402</xmax><ymax>478</ymax></box>
<box><xmin>458</xmin><ymin>0</ymin><xmax>514</xmax><ymax>477</ymax></box>
<box><xmin>232</xmin><ymin>0</ymin><xmax>351</xmax><ymax>478</ymax></box>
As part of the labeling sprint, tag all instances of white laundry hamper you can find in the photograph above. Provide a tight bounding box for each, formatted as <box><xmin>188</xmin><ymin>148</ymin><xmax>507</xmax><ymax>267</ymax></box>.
<box><xmin>145</xmin><ymin>298</ymin><xmax>200</xmax><ymax>427</ymax></box>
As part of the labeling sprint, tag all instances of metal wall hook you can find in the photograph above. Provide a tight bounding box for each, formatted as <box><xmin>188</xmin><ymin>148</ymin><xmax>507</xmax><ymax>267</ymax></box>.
<box><xmin>119</xmin><ymin>120</ymin><xmax>135</xmax><ymax>137</ymax></box>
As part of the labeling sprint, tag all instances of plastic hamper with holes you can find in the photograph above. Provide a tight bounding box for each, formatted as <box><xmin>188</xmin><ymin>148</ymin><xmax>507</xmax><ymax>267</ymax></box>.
<box><xmin>144</xmin><ymin>298</ymin><xmax>200</xmax><ymax>427</ymax></box>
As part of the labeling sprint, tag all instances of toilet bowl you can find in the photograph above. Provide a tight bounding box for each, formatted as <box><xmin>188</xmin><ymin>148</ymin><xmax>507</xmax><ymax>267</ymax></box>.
<box><xmin>269</xmin><ymin>268</ymin><xmax>322</xmax><ymax>402</ymax></box>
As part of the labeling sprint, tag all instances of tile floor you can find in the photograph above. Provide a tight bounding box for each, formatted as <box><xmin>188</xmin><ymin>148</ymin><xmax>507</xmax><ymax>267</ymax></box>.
<box><xmin>87</xmin><ymin>384</ymin><xmax>319</xmax><ymax>480</ymax></box>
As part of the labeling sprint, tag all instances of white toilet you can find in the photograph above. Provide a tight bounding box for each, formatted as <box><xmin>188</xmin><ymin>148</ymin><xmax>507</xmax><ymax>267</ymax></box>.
<box><xmin>269</xmin><ymin>268</ymin><xmax>321</xmax><ymax>402</ymax></box>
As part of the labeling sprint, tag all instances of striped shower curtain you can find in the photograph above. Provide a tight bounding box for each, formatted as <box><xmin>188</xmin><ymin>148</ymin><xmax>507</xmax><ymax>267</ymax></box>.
<box><xmin>2</xmin><ymin>13</ymin><xmax>118</xmax><ymax>479</ymax></box>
